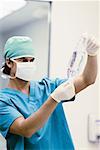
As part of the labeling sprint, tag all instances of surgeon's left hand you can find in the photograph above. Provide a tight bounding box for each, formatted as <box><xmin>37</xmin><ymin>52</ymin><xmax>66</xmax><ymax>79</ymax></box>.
<box><xmin>82</xmin><ymin>33</ymin><xmax>100</xmax><ymax>56</ymax></box>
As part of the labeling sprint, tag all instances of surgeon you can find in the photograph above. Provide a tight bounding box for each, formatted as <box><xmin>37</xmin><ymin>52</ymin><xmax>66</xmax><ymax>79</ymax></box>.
<box><xmin>0</xmin><ymin>35</ymin><xmax>99</xmax><ymax>150</ymax></box>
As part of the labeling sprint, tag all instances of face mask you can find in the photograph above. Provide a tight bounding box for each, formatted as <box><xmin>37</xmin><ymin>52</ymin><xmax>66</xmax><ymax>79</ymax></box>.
<box><xmin>11</xmin><ymin>59</ymin><xmax>36</xmax><ymax>81</ymax></box>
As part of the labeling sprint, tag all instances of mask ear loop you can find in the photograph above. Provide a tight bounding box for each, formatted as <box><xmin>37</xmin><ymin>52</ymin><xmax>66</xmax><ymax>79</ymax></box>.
<box><xmin>0</xmin><ymin>67</ymin><xmax>16</xmax><ymax>79</ymax></box>
<box><xmin>9</xmin><ymin>75</ymin><xmax>16</xmax><ymax>79</ymax></box>
<box><xmin>0</xmin><ymin>59</ymin><xmax>17</xmax><ymax>79</ymax></box>
<box><xmin>8</xmin><ymin>59</ymin><xmax>17</xmax><ymax>79</ymax></box>
<box><xmin>1</xmin><ymin>67</ymin><xmax>8</xmax><ymax>79</ymax></box>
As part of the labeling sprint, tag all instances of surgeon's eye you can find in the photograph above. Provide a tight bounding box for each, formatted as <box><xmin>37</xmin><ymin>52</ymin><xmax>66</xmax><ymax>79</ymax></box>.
<box><xmin>30</xmin><ymin>58</ymin><xmax>35</xmax><ymax>62</ymax></box>
<box><xmin>22</xmin><ymin>59</ymin><xmax>28</xmax><ymax>62</ymax></box>
<box><xmin>17</xmin><ymin>57</ymin><xmax>35</xmax><ymax>62</ymax></box>
<box><xmin>22</xmin><ymin>58</ymin><xmax>35</xmax><ymax>62</ymax></box>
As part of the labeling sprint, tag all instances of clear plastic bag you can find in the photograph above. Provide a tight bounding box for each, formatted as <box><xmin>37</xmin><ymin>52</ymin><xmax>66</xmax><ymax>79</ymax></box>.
<box><xmin>67</xmin><ymin>36</ymin><xmax>87</xmax><ymax>80</ymax></box>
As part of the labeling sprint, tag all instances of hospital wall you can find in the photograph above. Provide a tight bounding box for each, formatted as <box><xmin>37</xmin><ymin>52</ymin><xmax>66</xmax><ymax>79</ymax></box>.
<box><xmin>50</xmin><ymin>1</ymin><xmax>99</xmax><ymax>150</ymax></box>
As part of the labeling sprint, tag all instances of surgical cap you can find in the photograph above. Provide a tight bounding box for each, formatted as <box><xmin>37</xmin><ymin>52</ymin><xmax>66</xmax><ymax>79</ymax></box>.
<box><xmin>4</xmin><ymin>36</ymin><xmax>36</xmax><ymax>59</ymax></box>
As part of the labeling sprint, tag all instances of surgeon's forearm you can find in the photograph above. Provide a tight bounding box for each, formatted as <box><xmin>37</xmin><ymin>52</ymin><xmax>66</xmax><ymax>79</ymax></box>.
<box><xmin>82</xmin><ymin>55</ymin><xmax>97</xmax><ymax>85</ymax></box>
<box><xmin>21</xmin><ymin>97</ymin><xmax>58</xmax><ymax>137</ymax></box>
<box><xmin>73</xmin><ymin>55</ymin><xmax>98</xmax><ymax>94</ymax></box>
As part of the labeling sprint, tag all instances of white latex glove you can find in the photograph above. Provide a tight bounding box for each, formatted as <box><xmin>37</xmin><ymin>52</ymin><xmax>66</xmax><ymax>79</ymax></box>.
<box><xmin>82</xmin><ymin>33</ymin><xmax>99</xmax><ymax>56</ymax></box>
<box><xmin>50</xmin><ymin>81</ymin><xmax>75</xmax><ymax>103</ymax></box>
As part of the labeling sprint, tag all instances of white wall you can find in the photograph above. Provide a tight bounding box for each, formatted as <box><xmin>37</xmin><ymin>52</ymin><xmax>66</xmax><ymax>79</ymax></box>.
<box><xmin>99</xmin><ymin>1</ymin><xmax>100</xmax><ymax>114</ymax></box>
<box><xmin>50</xmin><ymin>1</ymin><xmax>99</xmax><ymax>150</ymax></box>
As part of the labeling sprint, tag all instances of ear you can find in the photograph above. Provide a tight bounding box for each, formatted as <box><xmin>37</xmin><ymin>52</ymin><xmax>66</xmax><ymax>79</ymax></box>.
<box><xmin>6</xmin><ymin>59</ymin><xmax>13</xmax><ymax>68</ymax></box>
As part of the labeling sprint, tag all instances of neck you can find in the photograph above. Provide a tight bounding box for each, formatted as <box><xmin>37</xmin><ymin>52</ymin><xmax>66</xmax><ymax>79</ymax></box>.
<box><xmin>8</xmin><ymin>78</ymin><xmax>30</xmax><ymax>95</ymax></box>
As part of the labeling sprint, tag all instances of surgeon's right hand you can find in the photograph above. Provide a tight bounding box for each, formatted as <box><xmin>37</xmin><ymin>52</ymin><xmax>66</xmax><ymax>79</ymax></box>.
<box><xmin>50</xmin><ymin>81</ymin><xmax>75</xmax><ymax>103</ymax></box>
<box><xmin>82</xmin><ymin>33</ymin><xmax>99</xmax><ymax>56</ymax></box>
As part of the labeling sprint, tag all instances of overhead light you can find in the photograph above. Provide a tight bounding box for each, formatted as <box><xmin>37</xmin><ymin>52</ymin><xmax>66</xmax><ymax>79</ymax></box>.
<box><xmin>0</xmin><ymin>0</ymin><xmax>27</xmax><ymax>20</ymax></box>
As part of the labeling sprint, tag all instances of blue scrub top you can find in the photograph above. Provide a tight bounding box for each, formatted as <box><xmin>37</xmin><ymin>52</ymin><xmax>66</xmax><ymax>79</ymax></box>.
<box><xmin>0</xmin><ymin>77</ymin><xmax>75</xmax><ymax>150</ymax></box>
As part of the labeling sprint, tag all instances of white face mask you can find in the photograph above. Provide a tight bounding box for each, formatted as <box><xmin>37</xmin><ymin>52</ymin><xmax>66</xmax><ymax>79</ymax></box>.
<box><xmin>11</xmin><ymin>60</ymin><xmax>36</xmax><ymax>81</ymax></box>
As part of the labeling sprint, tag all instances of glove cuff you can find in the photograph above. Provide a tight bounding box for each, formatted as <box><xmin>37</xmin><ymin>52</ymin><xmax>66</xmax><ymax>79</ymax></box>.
<box><xmin>50</xmin><ymin>93</ymin><xmax>60</xmax><ymax>103</ymax></box>
<box><xmin>50</xmin><ymin>82</ymin><xmax>75</xmax><ymax>103</ymax></box>
<box><xmin>87</xmin><ymin>51</ymin><xmax>98</xmax><ymax>56</ymax></box>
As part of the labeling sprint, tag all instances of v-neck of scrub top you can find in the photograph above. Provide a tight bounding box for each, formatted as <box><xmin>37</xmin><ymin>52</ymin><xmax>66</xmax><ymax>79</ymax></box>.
<box><xmin>3</xmin><ymin>82</ymin><xmax>33</xmax><ymax>97</ymax></box>
<box><xmin>3</xmin><ymin>81</ymin><xmax>34</xmax><ymax>102</ymax></box>
<box><xmin>2</xmin><ymin>81</ymin><xmax>42</xmax><ymax>115</ymax></box>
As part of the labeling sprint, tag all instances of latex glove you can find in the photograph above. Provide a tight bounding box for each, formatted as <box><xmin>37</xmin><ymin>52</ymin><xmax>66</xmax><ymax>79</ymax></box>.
<box><xmin>50</xmin><ymin>81</ymin><xmax>75</xmax><ymax>103</ymax></box>
<box><xmin>82</xmin><ymin>33</ymin><xmax>99</xmax><ymax>56</ymax></box>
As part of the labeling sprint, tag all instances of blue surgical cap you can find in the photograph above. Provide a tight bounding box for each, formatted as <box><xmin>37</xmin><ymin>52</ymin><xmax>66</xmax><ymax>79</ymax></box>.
<box><xmin>4</xmin><ymin>36</ymin><xmax>36</xmax><ymax>59</ymax></box>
